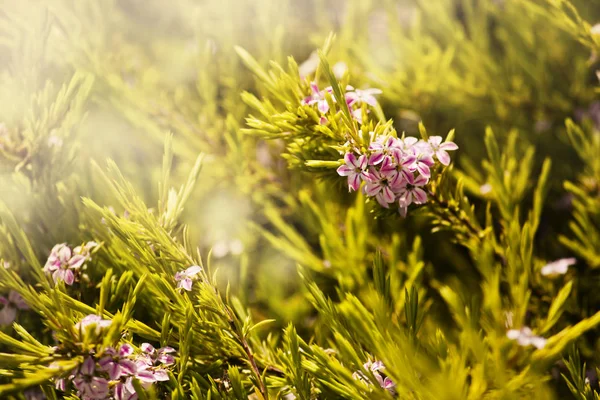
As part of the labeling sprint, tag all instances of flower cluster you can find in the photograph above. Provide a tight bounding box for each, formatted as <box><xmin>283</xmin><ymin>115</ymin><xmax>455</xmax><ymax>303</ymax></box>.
<box><xmin>301</xmin><ymin>82</ymin><xmax>382</xmax><ymax>124</ymax></box>
<box><xmin>56</xmin><ymin>317</ymin><xmax>174</xmax><ymax>400</ymax></box>
<box><xmin>43</xmin><ymin>241</ymin><xmax>98</xmax><ymax>285</ymax></box>
<box><xmin>337</xmin><ymin>134</ymin><xmax>457</xmax><ymax>215</ymax></box>
<box><xmin>352</xmin><ymin>360</ymin><xmax>396</xmax><ymax>395</ymax></box>
<box><xmin>0</xmin><ymin>290</ymin><xmax>28</xmax><ymax>326</ymax></box>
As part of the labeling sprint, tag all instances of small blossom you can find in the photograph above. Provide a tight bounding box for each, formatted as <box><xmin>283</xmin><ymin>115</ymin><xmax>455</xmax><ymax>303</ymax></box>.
<box><xmin>99</xmin><ymin>344</ymin><xmax>136</xmax><ymax>380</ymax></box>
<box><xmin>43</xmin><ymin>243</ymin><xmax>89</xmax><ymax>285</ymax></box>
<box><xmin>174</xmin><ymin>265</ymin><xmax>203</xmax><ymax>291</ymax></box>
<box><xmin>75</xmin><ymin>314</ymin><xmax>112</xmax><ymax>334</ymax></box>
<box><xmin>353</xmin><ymin>360</ymin><xmax>396</xmax><ymax>395</ymax></box>
<box><xmin>396</xmin><ymin>174</ymin><xmax>429</xmax><ymax>217</ymax></box>
<box><xmin>0</xmin><ymin>290</ymin><xmax>29</xmax><ymax>326</ymax></box>
<box><xmin>364</xmin><ymin>158</ymin><xmax>399</xmax><ymax>208</ymax></box>
<box><xmin>368</xmin><ymin>136</ymin><xmax>399</xmax><ymax>166</ymax></box>
<box><xmin>541</xmin><ymin>258</ymin><xmax>576</xmax><ymax>276</ymax></box>
<box><xmin>507</xmin><ymin>327</ymin><xmax>546</xmax><ymax>349</ymax></box>
<box><xmin>427</xmin><ymin>136</ymin><xmax>458</xmax><ymax>166</ymax></box>
<box><xmin>591</xmin><ymin>24</ymin><xmax>600</xmax><ymax>36</ymax></box>
<box><xmin>137</xmin><ymin>343</ymin><xmax>175</xmax><ymax>382</ymax></box>
<box><xmin>302</xmin><ymin>82</ymin><xmax>332</xmax><ymax>114</ymax></box>
<box><xmin>346</xmin><ymin>88</ymin><xmax>382</xmax><ymax>107</ymax></box>
<box><xmin>337</xmin><ymin>153</ymin><xmax>369</xmax><ymax>192</ymax></box>
<box><xmin>72</xmin><ymin>357</ymin><xmax>110</xmax><ymax>400</ymax></box>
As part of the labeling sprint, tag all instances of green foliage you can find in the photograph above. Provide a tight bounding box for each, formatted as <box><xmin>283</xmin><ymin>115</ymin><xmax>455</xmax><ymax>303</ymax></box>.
<box><xmin>0</xmin><ymin>0</ymin><xmax>600</xmax><ymax>399</ymax></box>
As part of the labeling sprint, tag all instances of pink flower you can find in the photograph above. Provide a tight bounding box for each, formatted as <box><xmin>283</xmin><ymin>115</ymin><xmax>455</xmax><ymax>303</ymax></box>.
<box><xmin>98</xmin><ymin>344</ymin><xmax>136</xmax><ymax>380</ymax></box>
<box><xmin>336</xmin><ymin>153</ymin><xmax>369</xmax><ymax>192</ymax></box>
<box><xmin>396</xmin><ymin>136</ymin><xmax>419</xmax><ymax>153</ymax></box>
<box><xmin>427</xmin><ymin>136</ymin><xmax>458</xmax><ymax>166</ymax></box>
<box><xmin>72</xmin><ymin>357</ymin><xmax>110</xmax><ymax>400</ymax></box>
<box><xmin>396</xmin><ymin>174</ymin><xmax>429</xmax><ymax>217</ymax></box>
<box><xmin>174</xmin><ymin>265</ymin><xmax>203</xmax><ymax>291</ymax></box>
<box><xmin>364</xmin><ymin>158</ymin><xmax>399</xmax><ymax>208</ymax></box>
<box><xmin>0</xmin><ymin>290</ymin><xmax>28</xmax><ymax>326</ymax></box>
<box><xmin>394</xmin><ymin>152</ymin><xmax>417</xmax><ymax>185</ymax></box>
<box><xmin>139</xmin><ymin>343</ymin><xmax>176</xmax><ymax>367</ymax></box>
<box><xmin>410</xmin><ymin>151</ymin><xmax>435</xmax><ymax>179</ymax></box>
<box><xmin>368</xmin><ymin>136</ymin><xmax>400</xmax><ymax>166</ymax></box>
<box><xmin>353</xmin><ymin>360</ymin><xmax>396</xmax><ymax>395</ymax></box>
<box><xmin>43</xmin><ymin>243</ymin><xmax>88</xmax><ymax>285</ymax></box>
<box><xmin>136</xmin><ymin>343</ymin><xmax>174</xmax><ymax>382</ymax></box>
<box><xmin>302</xmin><ymin>82</ymin><xmax>333</xmax><ymax>114</ymax></box>
<box><xmin>345</xmin><ymin>88</ymin><xmax>382</xmax><ymax>107</ymax></box>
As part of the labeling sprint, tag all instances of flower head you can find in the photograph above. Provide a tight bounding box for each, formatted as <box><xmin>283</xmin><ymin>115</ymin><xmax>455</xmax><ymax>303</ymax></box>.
<box><xmin>353</xmin><ymin>359</ymin><xmax>396</xmax><ymax>395</ymax></box>
<box><xmin>427</xmin><ymin>136</ymin><xmax>458</xmax><ymax>166</ymax></box>
<box><xmin>302</xmin><ymin>82</ymin><xmax>333</xmax><ymax>114</ymax></box>
<box><xmin>72</xmin><ymin>357</ymin><xmax>110</xmax><ymax>400</ymax></box>
<box><xmin>396</xmin><ymin>174</ymin><xmax>429</xmax><ymax>217</ymax></box>
<box><xmin>43</xmin><ymin>242</ymin><xmax>95</xmax><ymax>285</ymax></box>
<box><xmin>337</xmin><ymin>152</ymin><xmax>369</xmax><ymax>192</ymax></box>
<box><xmin>174</xmin><ymin>265</ymin><xmax>203</xmax><ymax>291</ymax></box>
<box><xmin>345</xmin><ymin>87</ymin><xmax>382</xmax><ymax>107</ymax></box>
<box><xmin>364</xmin><ymin>158</ymin><xmax>400</xmax><ymax>208</ymax></box>
<box><xmin>99</xmin><ymin>344</ymin><xmax>137</xmax><ymax>380</ymax></box>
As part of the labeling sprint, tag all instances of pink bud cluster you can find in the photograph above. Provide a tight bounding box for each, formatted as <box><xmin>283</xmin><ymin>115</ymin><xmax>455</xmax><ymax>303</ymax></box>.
<box><xmin>56</xmin><ymin>317</ymin><xmax>174</xmax><ymax>400</ymax></box>
<box><xmin>301</xmin><ymin>82</ymin><xmax>382</xmax><ymax>124</ymax></box>
<box><xmin>43</xmin><ymin>241</ymin><xmax>98</xmax><ymax>285</ymax></box>
<box><xmin>337</xmin><ymin>135</ymin><xmax>458</xmax><ymax>215</ymax></box>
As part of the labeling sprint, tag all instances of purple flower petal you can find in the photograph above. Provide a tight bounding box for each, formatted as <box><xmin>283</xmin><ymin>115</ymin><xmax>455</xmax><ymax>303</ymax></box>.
<box><xmin>440</xmin><ymin>141</ymin><xmax>458</xmax><ymax>151</ymax></box>
<box><xmin>364</xmin><ymin>183</ymin><xmax>382</xmax><ymax>197</ymax></box>
<box><xmin>436</xmin><ymin>150</ymin><xmax>451</xmax><ymax>166</ymax></box>
<box><xmin>317</xmin><ymin>100</ymin><xmax>329</xmax><ymax>114</ymax></box>
<box><xmin>63</xmin><ymin>269</ymin><xmax>75</xmax><ymax>286</ymax></box>
<box><xmin>153</xmin><ymin>369</ymin><xmax>170</xmax><ymax>382</ymax></box>
<box><xmin>81</xmin><ymin>357</ymin><xmax>96</xmax><ymax>376</ymax></box>
<box><xmin>141</xmin><ymin>343</ymin><xmax>155</xmax><ymax>354</ymax></box>
<box><xmin>344</xmin><ymin>152</ymin><xmax>358</xmax><ymax>168</ymax></box>
<box><xmin>412</xmin><ymin>188</ymin><xmax>428</xmax><ymax>204</ymax></box>
<box><xmin>337</xmin><ymin>165</ymin><xmax>354</xmax><ymax>177</ymax></box>
<box><xmin>381</xmin><ymin>187</ymin><xmax>395</xmax><ymax>204</ymax></box>
<box><xmin>368</xmin><ymin>153</ymin><xmax>384</xmax><ymax>166</ymax></box>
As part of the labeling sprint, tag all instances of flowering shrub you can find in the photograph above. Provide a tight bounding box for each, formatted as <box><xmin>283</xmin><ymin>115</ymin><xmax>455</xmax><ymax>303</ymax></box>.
<box><xmin>1</xmin><ymin>1</ymin><xmax>600</xmax><ymax>399</ymax></box>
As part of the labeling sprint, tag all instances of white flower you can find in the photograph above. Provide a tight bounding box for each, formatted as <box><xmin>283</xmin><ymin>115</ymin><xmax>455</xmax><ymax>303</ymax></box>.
<box><xmin>591</xmin><ymin>24</ymin><xmax>600</xmax><ymax>36</ymax></box>
<box><xmin>507</xmin><ymin>327</ymin><xmax>546</xmax><ymax>349</ymax></box>
<box><xmin>541</xmin><ymin>258</ymin><xmax>576</xmax><ymax>276</ymax></box>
